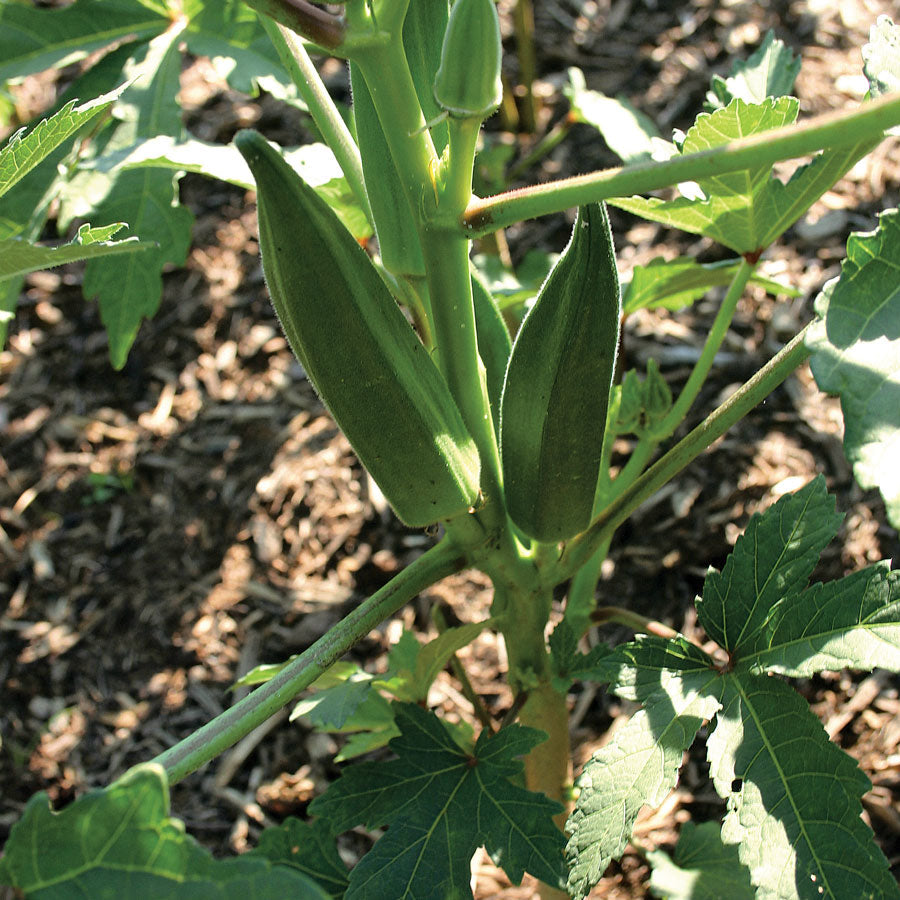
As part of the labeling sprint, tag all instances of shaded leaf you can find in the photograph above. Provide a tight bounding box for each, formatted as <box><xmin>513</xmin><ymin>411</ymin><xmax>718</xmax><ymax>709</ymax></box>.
<box><xmin>623</xmin><ymin>256</ymin><xmax>798</xmax><ymax>315</ymax></box>
<box><xmin>0</xmin><ymin>764</ymin><xmax>329</xmax><ymax>898</ymax></box>
<box><xmin>566</xmin><ymin>639</ymin><xmax>721</xmax><ymax>900</ymax></box>
<box><xmin>565</xmin><ymin>67</ymin><xmax>666</xmax><ymax>164</ymax></box>
<box><xmin>706</xmin><ymin>30</ymin><xmax>801</xmax><ymax>109</ymax></box>
<box><xmin>72</xmin><ymin>25</ymin><xmax>194</xmax><ymax>369</ymax></box>
<box><xmin>0</xmin><ymin>223</ymin><xmax>150</xmax><ymax>280</ymax></box>
<box><xmin>0</xmin><ymin>0</ymin><xmax>165</xmax><ymax>82</ymax></box>
<box><xmin>807</xmin><ymin>209</ymin><xmax>900</xmax><ymax>528</ymax></box>
<box><xmin>695</xmin><ymin>476</ymin><xmax>844</xmax><ymax>653</ymax></box>
<box><xmin>250</xmin><ymin>817</ymin><xmax>349</xmax><ymax>899</ymax></box>
<box><xmin>647</xmin><ymin>821</ymin><xmax>755</xmax><ymax>900</ymax></box>
<box><xmin>549</xmin><ymin>618</ymin><xmax>615</xmax><ymax>687</ymax></box>
<box><xmin>708</xmin><ymin>674</ymin><xmax>899</xmax><ymax>900</ymax></box>
<box><xmin>310</xmin><ymin>703</ymin><xmax>566</xmax><ymax>899</ymax></box>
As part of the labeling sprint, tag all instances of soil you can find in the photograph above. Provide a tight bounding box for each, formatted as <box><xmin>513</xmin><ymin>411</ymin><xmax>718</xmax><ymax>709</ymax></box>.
<box><xmin>1</xmin><ymin>1</ymin><xmax>899</xmax><ymax>897</ymax></box>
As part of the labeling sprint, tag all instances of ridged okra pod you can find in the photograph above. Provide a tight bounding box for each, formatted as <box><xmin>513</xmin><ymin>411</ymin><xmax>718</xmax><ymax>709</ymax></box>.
<box><xmin>500</xmin><ymin>203</ymin><xmax>621</xmax><ymax>542</ymax></box>
<box><xmin>433</xmin><ymin>0</ymin><xmax>502</xmax><ymax>120</ymax></box>
<box><xmin>235</xmin><ymin>130</ymin><xmax>481</xmax><ymax>527</ymax></box>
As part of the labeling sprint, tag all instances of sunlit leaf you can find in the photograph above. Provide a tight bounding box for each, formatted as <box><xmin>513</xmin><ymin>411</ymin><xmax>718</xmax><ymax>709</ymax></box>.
<box><xmin>706</xmin><ymin>30</ymin><xmax>801</xmax><ymax>109</ymax></box>
<box><xmin>612</xmin><ymin>98</ymin><xmax>875</xmax><ymax>253</ymax></box>
<box><xmin>807</xmin><ymin>210</ymin><xmax>900</xmax><ymax>528</ymax></box>
<box><xmin>566</xmin><ymin>638</ymin><xmax>721</xmax><ymax>900</ymax></box>
<box><xmin>708</xmin><ymin>674</ymin><xmax>899</xmax><ymax>899</ymax></box>
<box><xmin>0</xmin><ymin>86</ymin><xmax>127</xmax><ymax>199</ymax></box>
<box><xmin>0</xmin><ymin>764</ymin><xmax>329</xmax><ymax>898</ymax></box>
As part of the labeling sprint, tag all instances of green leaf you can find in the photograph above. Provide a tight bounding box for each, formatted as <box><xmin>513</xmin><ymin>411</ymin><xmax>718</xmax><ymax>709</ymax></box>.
<box><xmin>291</xmin><ymin>672</ymin><xmax>379</xmax><ymax>730</ymax></box>
<box><xmin>566</xmin><ymin>639</ymin><xmax>721</xmax><ymax>900</ymax></box>
<box><xmin>623</xmin><ymin>256</ymin><xmax>798</xmax><ymax>315</ymax></box>
<box><xmin>739</xmin><ymin>561</ymin><xmax>900</xmax><ymax>677</ymax></box>
<box><xmin>471</xmin><ymin>249</ymin><xmax>556</xmax><ymax>315</ymax></box>
<box><xmin>309</xmin><ymin>703</ymin><xmax>567</xmax><ymax>899</ymax></box>
<box><xmin>181</xmin><ymin>0</ymin><xmax>287</xmax><ymax>95</ymax></box>
<box><xmin>706</xmin><ymin>30</ymin><xmax>801</xmax><ymax>109</ymax></box>
<box><xmin>69</xmin><ymin>25</ymin><xmax>193</xmax><ymax>369</ymax></box>
<box><xmin>249</xmin><ymin>817</ymin><xmax>349</xmax><ymax>899</ymax></box>
<box><xmin>0</xmin><ymin>763</ymin><xmax>330</xmax><ymax>898</ymax></box>
<box><xmin>0</xmin><ymin>0</ymin><xmax>166</xmax><ymax>82</ymax></box>
<box><xmin>411</xmin><ymin>621</ymin><xmax>488</xmax><ymax>699</ymax></box>
<box><xmin>0</xmin><ymin>223</ymin><xmax>151</xmax><ymax>280</ymax></box>
<box><xmin>707</xmin><ymin>674</ymin><xmax>899</xmax><ymax>900</ymax></box>
<box><xmin>612</xmin><ymin>98</ymin><xmax>875</xmax><ymax>253</ymax></box>
<box><xmin>807</xmin><ymin>209</ymin><xmax>900</xmax><ymax>528</ymax></box>
<box><xmin>647</xmin><ymin>821</ymin><xmax>755</xmax><ymax>900</ymax></box>
<box><xmin>695</xmin><ymin>476</ymin><xmax>845</xmax><ymax>653</ymax></box>
<box><xmin>863</xmin><ymin>15</ymin><xmax>900</xmax><ymax>107</ymax></box>
<box><xmin>565</xmin><ymin>67</ymin><xmax>666</xmax><ymax>164</ymax></box>
<box><xmin>548</xmin><ymin>619</ymin><xmax>614</xmax><ymax>687</ymax></box>
<box><xmin>0</xmin><ymin>86</ymin><xmax>128</xmax><ymax>199</ymax></box>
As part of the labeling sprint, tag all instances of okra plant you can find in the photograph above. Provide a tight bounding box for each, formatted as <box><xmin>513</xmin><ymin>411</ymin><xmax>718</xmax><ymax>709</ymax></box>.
<box><xmin>2</xmin><ymin>1</ymin><xmax>900</xmax><ymax>898</ymax></box>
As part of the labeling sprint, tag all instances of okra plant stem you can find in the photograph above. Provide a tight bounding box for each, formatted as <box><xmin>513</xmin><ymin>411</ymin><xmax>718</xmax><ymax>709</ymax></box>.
<box><xmin>149</xmin><ymin>540</ymin><xmax>466</xmax><ymax>784</ymax></box>
<box><xmin>258</xmin><ymin>16</ymin><xmax>373</xmax><ymax>226</ymax></box>
<box><xmin>462</xmin><ymin>91</ymin><xmax>900</xmax><ymax>236</ymax></box>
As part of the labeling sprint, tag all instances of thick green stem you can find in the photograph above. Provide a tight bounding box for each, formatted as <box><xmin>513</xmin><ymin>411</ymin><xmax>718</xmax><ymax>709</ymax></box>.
<box><xmin>554</xmin><ymin>326</ymin><xmax>813</xmax><ymax>581</ymax></box>
<box><xmin>258</xmin><ymin>17</ymin><xmax>373</xmax><ymax>226</ymax></box>
<box><xmin>462</xmin><ymin>91</ymin><xmax>900</xmax><ymax>236</ymax></box>
<box><xmin>150</xmin><ymin>540</ymin><xmax>466</xmax><ymax>783</ymax></box>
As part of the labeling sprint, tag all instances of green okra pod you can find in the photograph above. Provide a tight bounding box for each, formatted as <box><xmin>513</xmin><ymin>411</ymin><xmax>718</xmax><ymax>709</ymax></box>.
<box><xmin>433</xmin><ymin>0</ymin><xmax>502</xmax><ymax>120</ymax></box>
<box><xmin>235</xmin><ymin>129</ymin><xmax>481</xmax><ymax>527</ymax></box>
<box><xmin>500</xmin><ymin>203</ymin><xmax>621</xmax><ymax>542</ymax></box>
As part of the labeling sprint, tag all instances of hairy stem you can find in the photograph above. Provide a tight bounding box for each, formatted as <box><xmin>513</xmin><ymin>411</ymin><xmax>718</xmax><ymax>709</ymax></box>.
<box><xmin>150</xmin><ymin>540</ymin><xmax>466</xmax><ymax>783</ymax></box>
<box><xmin>462</xmin><ymin>91</ymin><xmax>900</xmax><ymax>235</ymax></box>
<box><xmin>258</xmin><ymin>17</ymin><xmax>373</xmax><ymax>226</ymax></box>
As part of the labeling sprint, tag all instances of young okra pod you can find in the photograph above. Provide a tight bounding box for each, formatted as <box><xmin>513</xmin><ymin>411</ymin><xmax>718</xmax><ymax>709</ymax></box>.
<box><xmin>235</xmin><ymin>130</ymin><xmax>481</xmax><ymax>527</ymax></box>
<box><xmin>433</xmin><ymin>0</ymin><xmax>503</xmax><ymax>120</ymax></box>
<box><xmin>500</xmin><ymin>203</ymin><xmax>621</xmax><ymax>543</ymax></box>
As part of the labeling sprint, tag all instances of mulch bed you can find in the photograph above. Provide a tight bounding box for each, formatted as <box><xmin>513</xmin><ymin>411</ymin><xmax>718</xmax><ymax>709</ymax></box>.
<box><xmin>1</xmin><ymin>1</ymin><xmax>899</xmax><ymax>896</ymax></box>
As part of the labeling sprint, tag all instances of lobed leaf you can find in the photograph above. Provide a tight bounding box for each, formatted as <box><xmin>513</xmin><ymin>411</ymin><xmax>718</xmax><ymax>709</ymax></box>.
<box><xmin>647</xmin><ymin>821</ymin><xmax>755</xmax><ymax>900</ymax></box>
<box><xmin>0</xmin><ymin>764</ymin><xmax>329</xmax><ymax>898</ymax></box>
<box><xmin>566</xmin><ymin>640</ymin><xmax>721</xmax><ymax>900</ymax></box>
<box><xmin>708</xmin><ymin>674</ymin><xmax>899</xmax><ymax>899</ymax></box>
<box><xmin>807</xmin><ymin>209</ymin><xmax>900</xmax><ymax>528</ymax></box>
<box><xmin>309</xmin><ymin>703</ymin><xmax>566</xmax><ymax>898</ymax></box>
<box><xmin>612</xmin><ymin>97</ymin><xmax>875</xmax><ymax>253</ymax></box>
<box><xmin>739</xmin><ymin>562</ymin><xmax>900</xmax><ymax>677</ymax></box>
<box><xmin>70</xmin><ymin>26</ymin><xmax>194</xmax><ymax>370</ymax></box>
<box><xmin>695</xmin><ymin>476</ymin><xmax>844</xmax><ymax>654</ymax></box>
